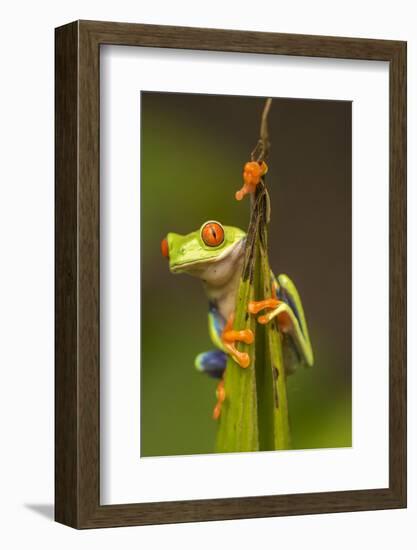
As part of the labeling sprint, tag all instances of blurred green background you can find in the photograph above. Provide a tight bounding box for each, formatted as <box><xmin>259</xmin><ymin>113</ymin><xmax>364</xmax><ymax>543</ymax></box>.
<box><xmin>140</xmin><ymin>91</ymin><xmax>352</xmax><ymax>456</ymax></box>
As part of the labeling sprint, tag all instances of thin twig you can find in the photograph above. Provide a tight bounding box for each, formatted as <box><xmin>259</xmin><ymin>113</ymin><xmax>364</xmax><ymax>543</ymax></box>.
<box><xmin>259</xmin><ymin>97</ymin><xmax>272</xmax><ymax>152</ymax></box>
<box><xmin>251</xmin><ymin>97</ymin><xmax>272</xmax><ymax>162</ymax></box>
<box><xmin>242</xmin><ymin>98</ymin><xmax>273</xmax><ymax>279</ymax></box>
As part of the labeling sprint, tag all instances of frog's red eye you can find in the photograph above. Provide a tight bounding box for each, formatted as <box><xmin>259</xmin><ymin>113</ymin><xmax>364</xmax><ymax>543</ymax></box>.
<box><xmin>201</xmin><ymin>222</ymin><xmax>224</xmax><ymax>247</ymax></box>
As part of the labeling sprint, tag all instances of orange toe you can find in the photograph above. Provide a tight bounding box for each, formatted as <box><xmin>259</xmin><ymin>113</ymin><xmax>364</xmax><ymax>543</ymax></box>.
<box><xmin>248</xmin><ymin>298</ymin><xmax>279</xmax><ymax>315</ymax></box>
<box><xmin>213</xmin><ymin>403</ymin><xmax>222</xmax><ymax>420</ymax></box>
<box><xmin>236</xmin><ymin>351</ymin><xmax>250</xmax><ymax>368</ymax></box>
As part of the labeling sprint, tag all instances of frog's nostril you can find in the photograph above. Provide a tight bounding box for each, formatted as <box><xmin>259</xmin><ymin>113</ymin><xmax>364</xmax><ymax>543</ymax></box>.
<box><xmin>161</xmin><ymin>238</ymin><xmax>169</xmax><ymax>259</ymax></box>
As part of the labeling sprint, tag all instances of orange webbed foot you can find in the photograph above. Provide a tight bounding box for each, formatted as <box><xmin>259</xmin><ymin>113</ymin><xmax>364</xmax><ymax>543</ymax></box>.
<box><xmin>222</xmin><ymin>328</ymin><xmax>254</xmax><ymax>345</ymax></box>
<box><xmin>248</xmin><ymin>298</ymin><xmax>284</xmax><ymax>326</ymax></box>
<box><xmin>221</xmin><ymin>314</ymin><xmax>254</xmax><ymax>368</ymax></box>
<box><xmin>248</xmin><ymin>298</ymin><xmax>279</xmax><ymax>315</ymax></box>
<box><xmin>235</xmin><ymin>161</ymin><xmax>268</xmax><ymax>201</ymax></box>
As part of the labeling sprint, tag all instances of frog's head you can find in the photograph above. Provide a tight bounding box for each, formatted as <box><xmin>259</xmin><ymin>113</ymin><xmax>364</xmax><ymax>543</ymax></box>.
<box><xmin>161</xmin><ymin>221</ymin><xmax>246</xmax><ymax>287</ymax></box>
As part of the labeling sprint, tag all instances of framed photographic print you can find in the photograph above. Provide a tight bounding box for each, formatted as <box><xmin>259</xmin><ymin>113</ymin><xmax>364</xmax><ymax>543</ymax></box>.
<box><xmin>55</xmin><ymin>20</ymin><xmax>406</xmax><ymax>528</ymax></box>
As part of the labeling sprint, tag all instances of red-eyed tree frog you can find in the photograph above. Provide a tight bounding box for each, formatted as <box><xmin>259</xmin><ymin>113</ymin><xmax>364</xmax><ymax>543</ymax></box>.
<box><xmin>161</xmin><ymin>220</ymin><xmax>314</xmax><ymax>419</ymax></box>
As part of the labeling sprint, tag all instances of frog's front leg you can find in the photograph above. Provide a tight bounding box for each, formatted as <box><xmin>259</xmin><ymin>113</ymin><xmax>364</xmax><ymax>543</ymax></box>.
<box><xmin>206</xmin><ymin>301</ymin><xmax>254</xmax><ymax>368</ymax></box>
<box><xmin>197</xmin><ymin>305</ymin><xmax>254</xmax><ymax>420</ymax></box>
<box><xmin>221</xmin><ymin>313</ymin><xmax>254</xmax><ymax>368</ymax></box>
<box><xmin>210</xmin><ymin>317</ymin><xmax>254</xmax><ymax>421</ymax></box>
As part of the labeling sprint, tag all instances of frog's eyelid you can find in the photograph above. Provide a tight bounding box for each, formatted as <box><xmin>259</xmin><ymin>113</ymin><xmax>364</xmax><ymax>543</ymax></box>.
<box><xmin>200</xmin><ymin>221</ymin><xmax>225</xmax><ymax>247</ymax></box>
<box><xmin>200</xmin><ymin>220</ymin><xmax>224</xmax><ymax>233</ymax></box>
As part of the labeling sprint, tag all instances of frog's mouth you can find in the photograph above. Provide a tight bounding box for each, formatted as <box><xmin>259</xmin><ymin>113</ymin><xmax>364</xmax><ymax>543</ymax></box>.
<box><xmin>170</xmin><ymin>238</ymin><xmax>245</xmax><ymax>274</ymax></box>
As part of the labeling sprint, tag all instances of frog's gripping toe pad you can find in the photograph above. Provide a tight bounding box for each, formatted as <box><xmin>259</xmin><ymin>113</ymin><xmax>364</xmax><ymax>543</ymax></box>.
<box><xmin>236</xmin><ymin>351</ymin><xmax>250</xmax><ymax>368</ymax></box>
<box><xmin>227</xmin><ymin>345</ymin><xmax>251</xmax><ymax>368</ymax></box>
<box><xmin>222</xmin><ymin>329</ymin><xmax>253</xmax><ymax>368</ymax></box>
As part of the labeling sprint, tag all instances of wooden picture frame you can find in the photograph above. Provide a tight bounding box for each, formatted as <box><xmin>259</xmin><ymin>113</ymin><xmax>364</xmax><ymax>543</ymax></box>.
<box><xmin>55</xmin><ymin>20</ymin><xmax>407</xmax><ymax>528</ymax></box>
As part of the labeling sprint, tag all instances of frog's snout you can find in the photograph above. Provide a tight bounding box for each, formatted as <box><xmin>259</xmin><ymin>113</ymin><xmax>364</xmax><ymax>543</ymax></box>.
<box><xmin>161</xmin><ymin>237</ymin><xmax>169</xmax><ymax>259</ymax></box>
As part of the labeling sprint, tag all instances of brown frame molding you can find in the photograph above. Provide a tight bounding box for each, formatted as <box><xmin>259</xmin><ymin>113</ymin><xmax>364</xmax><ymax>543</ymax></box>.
<box><xmin>55</xmin><ymin>20</ymin><xmax>407</xmax><ymax>528</ymax></box>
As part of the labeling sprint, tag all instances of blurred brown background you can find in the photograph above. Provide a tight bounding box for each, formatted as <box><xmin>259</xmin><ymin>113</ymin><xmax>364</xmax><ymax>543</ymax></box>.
<box><xmin>140</xmin><ymin>91</ymin><xmax>351</xmax><ymax>456</ymax></box>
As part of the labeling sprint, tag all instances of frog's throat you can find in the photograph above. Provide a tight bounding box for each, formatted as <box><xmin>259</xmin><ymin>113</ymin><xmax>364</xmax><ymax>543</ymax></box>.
<box><xmin>170</xmin><ymin>239</ymin><xmax>245</xmax><ymax>273</ymax></box>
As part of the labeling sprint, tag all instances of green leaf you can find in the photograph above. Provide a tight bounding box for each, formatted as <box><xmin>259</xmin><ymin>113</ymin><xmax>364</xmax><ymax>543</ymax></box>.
<box><xmin>216</xmin><ymin>185</ymin><xmax>291</xmax><ymax>453</ymax></box>
<box><xmin>258</xmin><ymin>231</ymin><xmax>291</xmax><ymax>450</ymax></box>
<box><xmin>215</xmin><ymin>278</ymin><xmax>259</xmax><ymax>453</ymax></box>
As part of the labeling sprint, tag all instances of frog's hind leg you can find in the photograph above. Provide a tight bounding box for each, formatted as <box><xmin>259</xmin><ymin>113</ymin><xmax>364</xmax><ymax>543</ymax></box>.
<box><xmin>195</xmin><ymin>349</ymin><xmax>227</xmax><ymax>379</ymax></box>
<box><xmin>195</xmin><ymin>350</ymin><xmax>227</xmax><ymax>420</ymax></box>
<box><xmin>248</xmin><ymin>273</ymin><xmax>314</xmax><ymax>368</ymax></box>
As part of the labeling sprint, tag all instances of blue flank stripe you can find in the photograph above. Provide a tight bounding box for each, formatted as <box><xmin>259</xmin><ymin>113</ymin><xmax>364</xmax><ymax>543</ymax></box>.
<box><xmin>209</xmin><ymin>300</ymin><xmax>225</xmax><ymax>336</ymax></box>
